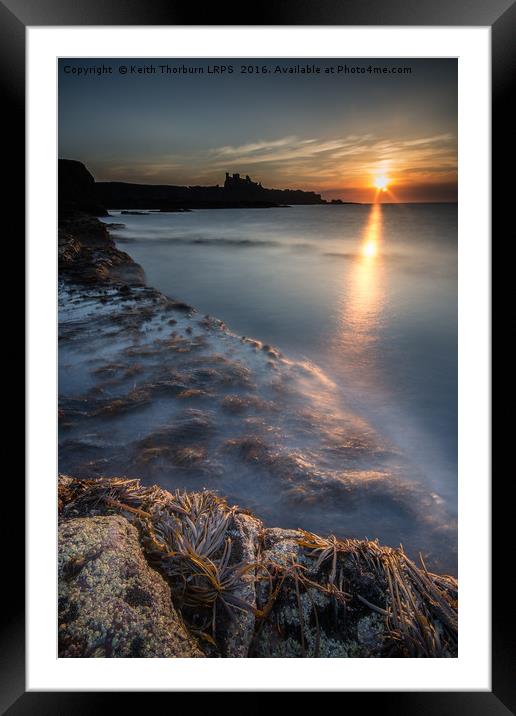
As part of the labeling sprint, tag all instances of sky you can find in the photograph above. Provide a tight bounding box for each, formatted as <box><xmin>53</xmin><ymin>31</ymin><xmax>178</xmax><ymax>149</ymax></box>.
<box><xmin>59</xmin><ymin>58</ymin><xmax>457</xmax><ymax>203</ymax></box>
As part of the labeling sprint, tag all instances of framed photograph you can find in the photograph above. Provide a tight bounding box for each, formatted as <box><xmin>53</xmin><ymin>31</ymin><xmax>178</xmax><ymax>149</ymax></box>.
<box><xmin>6</xmin><ymin>0</ymin><xmax>507</xmax><ymax>708</ymax></box>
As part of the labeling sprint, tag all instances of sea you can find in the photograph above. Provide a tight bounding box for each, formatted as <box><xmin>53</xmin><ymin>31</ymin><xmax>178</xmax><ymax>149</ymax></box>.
<box><xmin>86</xmin><ymin>203</ymin><xmax>457</xmax><ymax>572</ymax></box>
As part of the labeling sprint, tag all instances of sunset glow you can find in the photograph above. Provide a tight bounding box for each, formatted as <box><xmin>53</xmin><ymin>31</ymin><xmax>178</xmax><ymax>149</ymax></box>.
<box><xmin>373</xmin><ymin>175</ymin><xmax>390</xmax><ymax>191</ymax></box>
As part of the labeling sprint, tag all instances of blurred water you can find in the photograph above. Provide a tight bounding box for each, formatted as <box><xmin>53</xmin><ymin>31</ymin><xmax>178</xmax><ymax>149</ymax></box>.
<box><xmin>90</xmin><ymin>203</ymin><xmax>457</xmax><ymax>571</ymax></box>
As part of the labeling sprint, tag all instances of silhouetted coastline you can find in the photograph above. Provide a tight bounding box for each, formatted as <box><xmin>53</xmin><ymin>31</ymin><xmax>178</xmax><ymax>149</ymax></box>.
<box><xmin>59</xmin><ymin>159</ymin><xmax>360</xmax><ymax>212</ymax></box>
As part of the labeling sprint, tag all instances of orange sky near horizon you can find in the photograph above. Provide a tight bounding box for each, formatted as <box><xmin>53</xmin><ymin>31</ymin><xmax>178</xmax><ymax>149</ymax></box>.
<box><xmin>200</xmin><ymin>132</ymin><xmax>458</xmax><ymax>203</ymax></box>
<box><xmin>94</xmin><ymin>131</ymin><xmax>458</xmax><ymax>203</ymax></box>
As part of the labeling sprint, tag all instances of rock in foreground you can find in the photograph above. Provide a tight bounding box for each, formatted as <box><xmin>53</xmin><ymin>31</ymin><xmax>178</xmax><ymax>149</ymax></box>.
<box><xmin>59</xmin><ymin>476</ymin><xmax>458</xmax><ymax>658</ymax></box>
<box><xmin>58</xmin><ymin>514</ymin><xmax>203</xmax><ymax>658</ymax></box>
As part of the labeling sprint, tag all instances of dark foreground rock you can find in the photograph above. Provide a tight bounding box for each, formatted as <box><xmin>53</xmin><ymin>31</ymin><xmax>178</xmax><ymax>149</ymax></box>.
<box><xmin>58</xmin><ymin>476</ymin><xmax>458</xmax><ymax>658</ymax></box>
<box><xmin>58</xmin><ymin>513</ymin><xmax>203</xmax><ymax>658</ymax></box>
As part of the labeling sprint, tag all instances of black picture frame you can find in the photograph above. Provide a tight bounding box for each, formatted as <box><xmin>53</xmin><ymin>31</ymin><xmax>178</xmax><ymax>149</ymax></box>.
<box><xmin>6</xmin><ymin>0</ymin><xmax>507</xmax><ymax>709</ymax></box>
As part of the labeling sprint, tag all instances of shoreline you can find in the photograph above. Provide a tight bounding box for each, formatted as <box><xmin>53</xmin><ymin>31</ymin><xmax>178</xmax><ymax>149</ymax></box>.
<box><xmin>58</xmin><ymin>209</ymin><xmax>458</xmax><ymax>658</ymax></box>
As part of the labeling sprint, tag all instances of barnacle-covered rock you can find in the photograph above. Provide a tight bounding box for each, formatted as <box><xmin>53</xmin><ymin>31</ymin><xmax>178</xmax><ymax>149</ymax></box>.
<box><xmin>58</xmin><ymin>515</ymin><xmax>204</xmax><ymax>657</ymax></box>
<box><xmin>252</xmin><ymin>527</ymin><xmax>387</xmax><ymax>658</ymax></box>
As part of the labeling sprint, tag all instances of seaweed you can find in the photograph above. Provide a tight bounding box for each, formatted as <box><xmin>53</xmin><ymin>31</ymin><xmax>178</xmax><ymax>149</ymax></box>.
<box><xmin>58</xmin><ymin>476</ymin><xmax>458</xmax><ymax>657</ymax></box>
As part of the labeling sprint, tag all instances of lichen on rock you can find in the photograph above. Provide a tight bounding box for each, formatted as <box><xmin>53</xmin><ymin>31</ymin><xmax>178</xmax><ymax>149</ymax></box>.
<box><xmin>251</xmin><ymin>527</ymin><xmax>386</xmax><ymax>658</ymax></box>
<box><xmin>58</xmin><ymin>514</ymin><xmax>203</xmax><ymax>657</ymax></box>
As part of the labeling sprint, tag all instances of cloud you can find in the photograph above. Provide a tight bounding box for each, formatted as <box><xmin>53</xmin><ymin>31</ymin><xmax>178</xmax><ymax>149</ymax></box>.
<box><xmin>402</xmin><ymin>133</ymin><xmax>454</xmax><ymax>147</ymax></box>
<box><xmin>206</xmin><ymin>132</ymin><xmax>456</xmax><ymax>179</ymax></box>
<box><xmin>211</xmin><ymin>136</ymin><xmax>297</xmax><ymax>157</ymax></box>
<box><xmin>208</xmin><ymin>135</ymin><xmax>377</xmax><ymax>167</ymax></box>
<box><xmin>95</xmin><ymin>130</ymin><xmax>457</xmax><ymax>201</ymax></box>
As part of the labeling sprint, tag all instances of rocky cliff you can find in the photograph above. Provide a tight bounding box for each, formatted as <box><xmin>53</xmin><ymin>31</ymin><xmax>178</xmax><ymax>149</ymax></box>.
<box><xmin>59</xmin><ymin>158</ymin><xmax>109</xmax><ymax>217</ymax></box>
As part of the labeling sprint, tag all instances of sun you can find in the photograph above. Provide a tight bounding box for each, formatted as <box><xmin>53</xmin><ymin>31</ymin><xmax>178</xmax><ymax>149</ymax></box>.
<box><xmin>373</xmin><ymin>175</ymin><xmax>389</xmax><ymax>192</ymax></box>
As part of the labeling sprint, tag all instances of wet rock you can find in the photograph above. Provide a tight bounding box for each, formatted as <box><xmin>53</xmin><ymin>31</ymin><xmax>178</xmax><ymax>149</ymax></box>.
<box><xmin>169</xmin><ymin>300</ymin><xmax>194</xmax><ymax>313</ymax></box>
<box><xmin>221</xmin><ymin>394</ymin><xmax>273</xmax><ymax>415</ymax></box>
<box><xmin>58</xmin><ymin>515</ymin><xmax>204</xmax><ymax>657</ymax></box>
<box><xmin>58</xmin><ymin>214</ymin><xmax>145</xmax><ymax>286</ymax></box>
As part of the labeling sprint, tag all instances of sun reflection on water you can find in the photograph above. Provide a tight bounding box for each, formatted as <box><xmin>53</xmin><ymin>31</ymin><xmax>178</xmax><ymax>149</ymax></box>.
<box><xmin>360</xmin><ymin>202</ymin><xmax>382</xmax><ymax>260</ymax></box>
<box><xmin>333</xmin><ymin>203</ymin><xmax>385</xmax><ymax>382</ymax></box>
<box><xmin>361</xmin><ymin>237</ymin><xmax>378</xmax><ymax>259</ymax></box>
